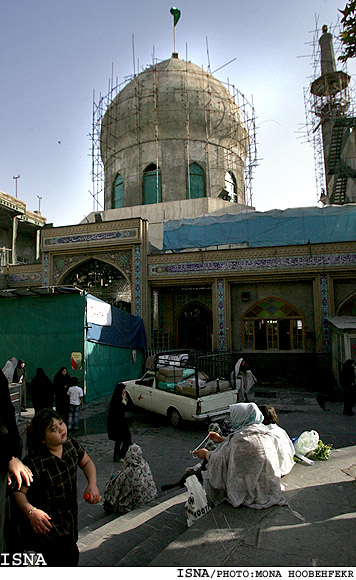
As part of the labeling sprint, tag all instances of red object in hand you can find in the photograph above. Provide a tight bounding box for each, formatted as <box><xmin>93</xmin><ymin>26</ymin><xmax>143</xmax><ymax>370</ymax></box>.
<box><xmin>84</xmin><ymin>492</ymin><xmax>100</xmax><ymax>503</ymax></box>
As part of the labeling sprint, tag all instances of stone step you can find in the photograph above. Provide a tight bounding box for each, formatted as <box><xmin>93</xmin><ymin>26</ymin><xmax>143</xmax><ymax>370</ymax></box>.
<box><xmin>78</xmin><ymin>489</ymin><xmax>188</xmax><ymax>567</ymax></box>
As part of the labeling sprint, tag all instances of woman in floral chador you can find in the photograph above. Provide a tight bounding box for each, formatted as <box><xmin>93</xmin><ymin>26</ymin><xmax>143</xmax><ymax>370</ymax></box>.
<box><xmin>103</xmin><ymin>444</ymin><xmax>157</xmax><ymax>514</ymax></box>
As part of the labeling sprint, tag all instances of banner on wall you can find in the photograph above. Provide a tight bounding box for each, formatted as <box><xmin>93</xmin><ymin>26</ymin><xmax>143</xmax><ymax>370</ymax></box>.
<box><xmin>71</xmin><ymin>352</ymin><xmax>82</xmax><ymax>370</ymax></box>
<box><xmin>87</xmin><ymin>296</ymin><xmax>112</xmax><ymax>326</ymax></box>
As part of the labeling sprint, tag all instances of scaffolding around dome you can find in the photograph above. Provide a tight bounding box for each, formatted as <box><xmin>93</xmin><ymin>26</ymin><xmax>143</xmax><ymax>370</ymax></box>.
<box><xmin>89</xmin><ymin>53</ymin><xmax>258</xmax><ymax>215</ymax></box>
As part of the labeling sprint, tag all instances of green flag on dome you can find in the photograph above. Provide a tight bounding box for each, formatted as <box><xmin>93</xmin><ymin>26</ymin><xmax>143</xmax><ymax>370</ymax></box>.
<box><xmin>170</xmin><ymin>7</ymin><xmax>181</xmax><ymax>27</ymax></box>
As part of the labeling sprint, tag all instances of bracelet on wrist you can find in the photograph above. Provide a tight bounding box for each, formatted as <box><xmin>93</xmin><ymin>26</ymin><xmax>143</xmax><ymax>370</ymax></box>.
<box><xmin>27</xmin><ymin>507</ymin><xmax>37</xmax><ymax>516</ymax></box>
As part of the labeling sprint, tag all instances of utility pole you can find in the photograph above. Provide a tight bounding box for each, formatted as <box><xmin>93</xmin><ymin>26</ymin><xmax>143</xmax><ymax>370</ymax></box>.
<box><xmin>13</xmin><ymin>175</ymin><xmax>20</xmax><ymax>198</ymax></box>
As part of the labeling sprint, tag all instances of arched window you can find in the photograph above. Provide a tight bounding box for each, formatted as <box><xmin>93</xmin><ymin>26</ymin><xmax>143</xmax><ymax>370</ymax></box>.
<box><xmin>242</xmin><ymin>297</ymin><xmax>305</xmax><ymax>351</ymax></box>
<box><xmin>187</xmin><ymin>163</ymin><xmax>205</xmax><ymax>199</ymax></box>
<box><xmin>224</xmin><ymin>171</ymin><xmax>237</xmax><ymax>203</ymax></box>
<box><xmin>143</xmin><ymin>164</ymin><xmax>162</xmax><ymax>205</ymax></box>
<box><xmin>112</xmin><ymin>173</ymin><xmax>124</xmax><ymax>208</ymax></box>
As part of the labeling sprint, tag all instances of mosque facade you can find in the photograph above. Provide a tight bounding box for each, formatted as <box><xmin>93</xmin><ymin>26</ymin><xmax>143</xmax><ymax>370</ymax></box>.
<box><xmin>2</xmin><ymin>38</ymin><xmax>356</xmax><ymax>391</ymax></box>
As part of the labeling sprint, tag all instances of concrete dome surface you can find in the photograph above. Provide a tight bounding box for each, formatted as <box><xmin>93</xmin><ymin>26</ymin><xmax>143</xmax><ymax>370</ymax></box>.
<box><xmin>100</xmin><ymin>55</ymin><xmax>249</xmax><ymax>208</ymax></box>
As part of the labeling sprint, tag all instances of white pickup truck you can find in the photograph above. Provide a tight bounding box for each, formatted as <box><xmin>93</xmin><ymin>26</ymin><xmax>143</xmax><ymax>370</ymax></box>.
<box><xmin>123</xmin><ymin>351</ymin><xmax>239</xmax><ymax>427</ymax></box>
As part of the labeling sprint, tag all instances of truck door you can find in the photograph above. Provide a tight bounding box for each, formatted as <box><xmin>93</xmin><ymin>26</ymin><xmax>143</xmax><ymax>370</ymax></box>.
<box><xmin>132</xmin><ymin>372</ymin><xmax>154</xmax><ymax>411</ymax></box>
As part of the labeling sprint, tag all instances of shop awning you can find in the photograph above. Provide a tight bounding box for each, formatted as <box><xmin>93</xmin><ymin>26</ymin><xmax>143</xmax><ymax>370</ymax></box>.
<box><xmin>326</xmin><ymin>316</ymin><xmax>356</xmax><ymax>330</ymax></box>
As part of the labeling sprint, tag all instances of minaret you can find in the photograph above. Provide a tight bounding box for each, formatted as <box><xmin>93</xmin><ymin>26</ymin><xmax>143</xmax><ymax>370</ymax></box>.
<box><xmin>310</xmin><ymin>25</ymin><xmax>356</xmax><ymax>204</ymax></box>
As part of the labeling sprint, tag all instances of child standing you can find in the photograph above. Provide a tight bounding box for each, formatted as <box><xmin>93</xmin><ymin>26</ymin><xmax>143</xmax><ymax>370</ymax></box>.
<box><xmin>13</xmin><ymin>409</ymin><xmax>100</xmax><ymax>566</ymax></box>
<box><xmin>67</xmin><ymin>378</ymin><xmax>84</xmax><ymax>431</ymax></box>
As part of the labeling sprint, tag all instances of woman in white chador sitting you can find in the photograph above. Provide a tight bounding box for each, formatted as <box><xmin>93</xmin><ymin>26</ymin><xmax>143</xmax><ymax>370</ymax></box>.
<box><xmin>258</xmin><ymin>404</ymin><xmax>295</xmax><ymax>476</ymax></box>
<box><xmin>193</xmin><ymin>402</ymin><xmax>287</xmax><ymax>509</ymax></box>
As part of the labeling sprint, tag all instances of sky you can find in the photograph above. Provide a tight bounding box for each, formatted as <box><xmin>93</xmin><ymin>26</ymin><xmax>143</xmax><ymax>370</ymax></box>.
<box><xmin>1</xmin><ymin>0</ymin><xmax>356</xmax><ymax>227</ymax></box>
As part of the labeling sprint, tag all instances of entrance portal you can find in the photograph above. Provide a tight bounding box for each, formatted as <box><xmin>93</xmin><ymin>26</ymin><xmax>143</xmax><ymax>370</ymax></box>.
<box><xmin>177</xmin><ymin>302</ymin><xmax>212</xmax><ymax>351</ymax></box>
<box><xmin>61</xmin><ymin>258</ymin><xmax>131</xmax><ymax>311</ymax></box>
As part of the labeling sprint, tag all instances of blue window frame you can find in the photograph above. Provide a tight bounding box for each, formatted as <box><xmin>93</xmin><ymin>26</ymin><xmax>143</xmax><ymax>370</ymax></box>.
<box><xmin>187</xmin><ymin>163</ymin><xmax>205</xmax><ymax>199</ymax></box>
<box><xmin>112</xmin><ymin>173</ymin><xmax>124</xmax><ymax>208</ymax></box>
<box><xmin>144</xmin><ymin>164</ymin><xmax>162</xmax><ymax>204</ymax></box>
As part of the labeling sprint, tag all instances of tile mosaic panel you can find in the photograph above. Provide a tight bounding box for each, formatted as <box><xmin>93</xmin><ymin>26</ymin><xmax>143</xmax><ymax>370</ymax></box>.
<box><xmin>52</xmin><ymin>251</ymin><xmax>133</xmax><ymax>286</ymax></box>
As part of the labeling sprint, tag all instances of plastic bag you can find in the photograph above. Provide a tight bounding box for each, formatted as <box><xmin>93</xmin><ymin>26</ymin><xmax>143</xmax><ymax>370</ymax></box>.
<box><xmin>293</xmin><ymin>430</ymin><xmax>319</xmax><ymax>455</ymax></box>
<box><xmin>184</xmin><ymin>474</ymin><xmax>211</xmax><ymax>527</ymax></box>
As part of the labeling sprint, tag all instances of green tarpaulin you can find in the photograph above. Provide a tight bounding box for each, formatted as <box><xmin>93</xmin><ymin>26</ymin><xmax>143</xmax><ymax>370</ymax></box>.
<box><xmin>85</xmin><ymin>341</ymin><xmax>143</xmax><ymax>401</ymax></box>
<box><xmin>0</xmin><ymin>293</ymin><xmax>85</xmax><ymax>384</ymax></box>
<box><xmin>0</xmin><ymin>291</ymin><xmax>144</xmax><ymax>403</ymax></box>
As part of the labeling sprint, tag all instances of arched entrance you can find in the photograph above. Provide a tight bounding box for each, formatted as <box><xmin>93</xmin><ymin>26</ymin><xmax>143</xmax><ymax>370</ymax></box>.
<box><xmin>60</xmin><ymin>258</ymin><xmax>131</xmax><ymax>311</ymax></box>
<box><xmin>338</xmin><ymin>293</ymin><xmax>356</xmax><ymax>316</ymax></box>
<box><xmin>334</xmin><ymin>293</ymin><xmax>356</xmax><ymax>363</ymax></box>
<box><xmin>177</xmin><ymin>302</ymin><xmax>213</xmax><ymax>351</ymax></box>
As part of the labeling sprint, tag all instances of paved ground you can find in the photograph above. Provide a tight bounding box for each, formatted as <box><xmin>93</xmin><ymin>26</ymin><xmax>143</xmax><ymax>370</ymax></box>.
<box><xmin>150</xmin><ymin>445</ymin><xmax>356</xmax><ymax>568</ymax></box>
<box><xmin>18</xmin><ymin>386</ymin><xmax>356</xmax><ymax>571</ymax></box>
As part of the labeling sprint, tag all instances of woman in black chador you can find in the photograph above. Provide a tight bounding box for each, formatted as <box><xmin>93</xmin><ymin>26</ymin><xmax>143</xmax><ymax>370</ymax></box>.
<box><xmin>29</xmin><ymin>368</ymin><xmax>54</xmax><ymax>415</ymax></box>
<box><xmin>107</xmin><ymin>383</ymin><xmax>132</xmax><ymax>462</ymax></box>
<box><xmin>53</xmin><ymin>367</ymin><xmax>71</xmax><ymax>423</ymax></box>
<box><xmin>340</xmin><ymin>359</ymin><xmax>355</xmax><ymax>416</ymax></box>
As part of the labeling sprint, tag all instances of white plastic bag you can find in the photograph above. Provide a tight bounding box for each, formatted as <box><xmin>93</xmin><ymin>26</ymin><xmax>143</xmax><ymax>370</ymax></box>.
<box><xmin>184</xmin><ymin>475</ymin><xmax>211</xmax><ymax>527</ymax></box>
<box><xmin>294</xmin><ymin>430</ymin><xmax>319</xmax><ymax>455</ymax></box>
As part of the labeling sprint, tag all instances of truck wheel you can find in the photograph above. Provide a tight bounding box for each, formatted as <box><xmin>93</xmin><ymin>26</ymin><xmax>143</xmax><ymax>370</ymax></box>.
<box><xmin>168</xmin><ymin>408</ymin><xmax>183</xmax><ymax>428</ymax></box>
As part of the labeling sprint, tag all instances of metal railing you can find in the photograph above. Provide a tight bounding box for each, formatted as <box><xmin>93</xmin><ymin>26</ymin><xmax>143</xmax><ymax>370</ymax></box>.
<box><xmin>149</xmin><ymin>349</ymin><xmax>241</xmax><ymax>397</ymax></box>
<box><xmin>146</xmin><ymin>349</ymin><xmax>241</xmax><ymax>378</ymax></box>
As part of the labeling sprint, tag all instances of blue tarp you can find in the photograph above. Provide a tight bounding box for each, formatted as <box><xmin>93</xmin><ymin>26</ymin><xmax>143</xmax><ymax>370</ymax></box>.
<box><xmin>163</xmin><ymin>205</ymin><xmax>356</xmax><ymax>251</ymax></box>
<box><xmin>86</xmin><ymin>295</ymin><xmax>147</xmax><ymax>349</ymax></box>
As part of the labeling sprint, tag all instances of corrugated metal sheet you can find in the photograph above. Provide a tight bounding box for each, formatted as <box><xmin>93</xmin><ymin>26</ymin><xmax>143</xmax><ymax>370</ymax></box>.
<box><xmin>327</xmin><ymin>316</ymin><xmax>356</xmax><ymax>330</ymax></box>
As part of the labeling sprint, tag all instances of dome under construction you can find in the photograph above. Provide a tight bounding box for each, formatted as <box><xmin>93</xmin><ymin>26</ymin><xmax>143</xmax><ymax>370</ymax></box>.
<box><xmin>100</xmin><ymin>53</ymin><xmax>250</xmax><ymax>210</ymax></box>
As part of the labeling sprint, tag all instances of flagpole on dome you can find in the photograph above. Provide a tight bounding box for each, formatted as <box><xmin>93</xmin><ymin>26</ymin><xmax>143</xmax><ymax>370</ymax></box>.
<box><xmin>170</xmin><ymin>7</ymin><xmax>181</xmax><ymax>54</ymax></box>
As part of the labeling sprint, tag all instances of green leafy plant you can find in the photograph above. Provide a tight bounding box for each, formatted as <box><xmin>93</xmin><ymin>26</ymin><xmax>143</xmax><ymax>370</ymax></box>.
<box><xmin>306</xmin><ymin>439</ymin><xmax>333</xmax><ymax>460</ymax></box>
<box><xmin>339</xmin><ymin>1</ymin><xmax>356</xmax><ymax>63</ymax></box>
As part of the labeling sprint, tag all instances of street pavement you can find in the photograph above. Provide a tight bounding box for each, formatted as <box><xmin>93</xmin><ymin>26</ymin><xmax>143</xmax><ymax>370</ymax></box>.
<box><xmin>19</xmin><ymin>387</ymin><xmax>356</xmax><ymax>570</ymax></box>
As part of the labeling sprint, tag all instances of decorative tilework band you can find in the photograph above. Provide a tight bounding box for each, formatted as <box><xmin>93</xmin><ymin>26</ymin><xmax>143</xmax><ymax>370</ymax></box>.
<box><xmin>217</xmin><ymin>279</ymin><xmax>225</xmax><ymax>351</ymax></box>
<box><xmin>43</xmin><ymin>229</ymin><xmax>138</xmax><ymax>246</ymax></box>
<box><xmin>134</xmin><ymin>246</ymin><xmax>141</xmax><ymax>317</ymax></box>
<box><xmin>149</xmin><ymin>253</ymin><xmax>356</xmax><ymax>276</ymax></box>
<box><xmin>8</xmin><ymin>272</ymin><xmax>42</xmax><ymax>284</ymax></box>
<box><xmin>43</xmin><ymin>253</ymin><xmax>49</xmax><ymax>287</ymax></box>
<box><xmin>320</xmin><ymin>274</ymin><xmax>330</xmax><ymax>353</ymax></box>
